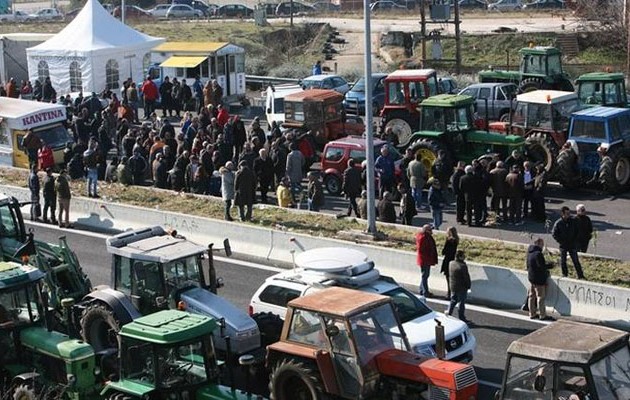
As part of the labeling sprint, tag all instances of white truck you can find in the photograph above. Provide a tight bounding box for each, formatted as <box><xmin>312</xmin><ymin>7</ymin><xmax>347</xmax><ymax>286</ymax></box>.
<box><xmin>0</xmin><ymin>97</ymin><xmax>72</xmax><ymax>168</ymax></box>
<box><xmin>263</xmin><ymin>83</ymin><xmax>302</xmax><ymax>127</ymax></box>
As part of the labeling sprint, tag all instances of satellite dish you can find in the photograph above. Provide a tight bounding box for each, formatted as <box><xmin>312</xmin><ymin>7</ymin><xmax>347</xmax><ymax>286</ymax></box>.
<box><xmin>295</xmin><ymin>247</ymin><xmax>369</xmax><ymax>273</ymax></box>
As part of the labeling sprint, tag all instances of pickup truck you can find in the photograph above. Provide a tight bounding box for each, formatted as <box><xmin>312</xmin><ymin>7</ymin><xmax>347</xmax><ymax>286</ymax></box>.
<box><xmin>0</xmin><ymin>10</ymin><xmax>28</xmax><ymax>22</ymax></box>
<box><xmin>27</xmin><ymin>8</ymin><xmax>63</xmax><ymax>21</ymax></box>
<box><xmin>458</xmin><ymin>82</ymin><xmax>517</xmax><ymax>122</ymax></box>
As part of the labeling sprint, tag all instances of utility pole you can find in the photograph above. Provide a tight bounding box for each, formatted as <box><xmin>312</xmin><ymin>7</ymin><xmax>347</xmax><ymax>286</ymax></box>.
<box><xmin>364</xmin><ymin>0</ymin><xmax>376</xmax><ymax>235</ymax></box>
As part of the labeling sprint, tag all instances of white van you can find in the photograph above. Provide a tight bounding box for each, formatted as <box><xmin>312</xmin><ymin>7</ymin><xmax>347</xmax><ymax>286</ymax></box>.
<box><xmin>264</xmin><ymin>83</ymin><xmax>302</xmax><ymax>128</ymax></box>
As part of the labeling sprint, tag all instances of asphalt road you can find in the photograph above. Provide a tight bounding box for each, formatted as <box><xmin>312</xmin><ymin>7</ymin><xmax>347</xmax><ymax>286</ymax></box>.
<box><xmin>28</xmin><ymin>221</ymin><xmax>549</xmax><ymax>398</ymax></box>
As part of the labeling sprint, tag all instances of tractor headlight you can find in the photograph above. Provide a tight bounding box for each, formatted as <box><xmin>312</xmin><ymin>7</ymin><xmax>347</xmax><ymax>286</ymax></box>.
<box><xmin>66</xmin><ymin>374</ymin><xmax>76</xmax><ymax>386</ymax></box>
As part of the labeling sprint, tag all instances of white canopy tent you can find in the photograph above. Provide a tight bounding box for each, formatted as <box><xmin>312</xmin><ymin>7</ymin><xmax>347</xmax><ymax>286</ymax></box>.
<box><xmin>26</xmin><ymin>0</ymin><xmax>164</xmax><ymax>95</ymax></box>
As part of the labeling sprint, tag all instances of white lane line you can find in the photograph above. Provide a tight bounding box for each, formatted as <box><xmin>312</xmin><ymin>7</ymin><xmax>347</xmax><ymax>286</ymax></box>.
<box><xmin>478</xmin><ymin>379</ymin><xmax>502</xmax><ymax>389</ymax></box>
<box><xmin>215</xmin><ymin>256</ymin><xmax>284</xmax><ymax>273</ymax></box>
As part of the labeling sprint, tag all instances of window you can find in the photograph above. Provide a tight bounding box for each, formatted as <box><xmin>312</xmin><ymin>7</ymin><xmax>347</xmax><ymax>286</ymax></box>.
<box><xmin>321</xmin><ymin>79</ymin><xmax>333</xmax><ymax>89</ymax></box>
<box><xmin>259</xmin><ymin>285</ymin><xmax>301</xmax><ymax>306</ymax></box>
<box><xmin>105</xmin><ymin>59</ymin><xmax>120</xmax><ymax>90</ymax></box>
<box><xmin>37</xmin><ymin>60</ymin><xmax>49</xmax><ymax>83</ymax></box>
<box><xmin>0</xmin><ymin>204</ymin><xmax>18</xmax><ymax>238</ymax></box>
<box><xmin>427</xmin><ymin>76</ymin><xmax>439</xmax><ymax>96</ymax></box>
<box><xmin>387</xmin><ymin>82</ymin><xmax>405</xmax><ymax>105</ymax></box>
<box><xmin>164</xmin><ymin>255</ymin><xmax>201</xmax><ymax>291</ymax></box>
<box><xmin>69</xmin><ymin>61</ymin><xmax>82</xmax><ymax>92</ymax></box>
<box><xmin>478</xmin><ymin>87</ymin><xmax>491</xmax><ymax>100</ymax></box>
<box><xmin>460</xmin><ymin>87</ymin><xmax>478</xmax><ymax>98</ymax></box>
<box><xmin>324</xmin><ymin>146</ymin><xmax>344</xmax><ymax>162</ymax></box>
<box><xmin>288</xmin><ymin>309</ymin><xmax>325</xmax><ymax>346</ymax></box>
<box><xmin>571</xmin><ymin>120</ymin><xmax>605</xmax><ymax>140</ymax></box>
<box><xmin>349</xmin><ymin>149</ymin><xmax>366</xmax><ymax>164</ymax></box>
<box><xmin>285</xmin><ymin>101</ymin><xmax>304</xmax><ymax>122</ymax></box>
<box><xmin>217</xmin><ymin>56</ymin><xmax>225</xmax><ymax>76</ymax></box>
<box><xmin>114</xmin><ymin>256</ymin><xmax>132</xmax><ymax>295</ymax></box>
<box><xmin>409</xmin><ymin>81</ymin><xmax>427</xmax><ymax>102</ymax></box>
<box><xmin>122</xmin><ymin>337</ymin><xmax>155</xmax><ymax>383</ymax></box>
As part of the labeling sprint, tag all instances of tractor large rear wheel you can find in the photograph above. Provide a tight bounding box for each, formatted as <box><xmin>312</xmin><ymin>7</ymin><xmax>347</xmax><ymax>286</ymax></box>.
<box><xmin>555</xmin><ymin>77</ymin><xmax>574</xmax><ymax>92</ymax></box>
<box><xmin>384</xmin><ymin>117</ymin><xmax>413</xmax><ymax>147</ymax></box>
<box><xmin>270</xmin><ymin>359</ymin><xmax>326</xmax><ymax>400</ymax></box>
<box><xmin>409</xmin><ymin>138</ymin><xmax>453</xmax><ymax>182</ymax></box>
<box><xmin>556</xmin><ymin>148</ymin><xmax>581</xmax><ymax>189</ymax></box>
<box><xmin>599</xmin><ymin>147</ymin><xmax>630</xmax><ymax>194</ymax></box>
<box><xmin>518</xmin><ymin>77</ymin><xmax>548</xmax><ymax>93</ymax></box>
<box><xmin>80</xmin><ymin>303</ymin><xmax>121</xmax><ymax>352</ymax></box>
<box><xmin>524</xmin><ymin>132</ymin><xmax>559</xmax><ymax>176</ymax></box>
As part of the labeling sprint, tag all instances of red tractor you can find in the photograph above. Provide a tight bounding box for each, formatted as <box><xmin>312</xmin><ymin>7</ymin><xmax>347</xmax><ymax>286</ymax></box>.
<box><xmin>266</xmin><ymin>286</ymin><xmax>478</xmax><ymax>400</ymax></box>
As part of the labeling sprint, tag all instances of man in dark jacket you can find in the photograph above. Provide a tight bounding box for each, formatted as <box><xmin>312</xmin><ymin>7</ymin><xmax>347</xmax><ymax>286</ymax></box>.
<box><xmin>447</xmin><ymin>250</ymin><xmax>471</xmax><ymax>323</ymax></box>
<box><xmin>374</xmin><ymin>146</ymin><xmax>395</xmax><ymax>199</ymax></box>
<box><xmin>42</xmin><ymin>168</ymin><xmax>57</xmax><ymax>224</ymax></box>
<box><xmin>343</xmin><ymin>158</ymin><xmax>362</xmax><ymax>217</ymax></box>
<box><xmin>153</xmin><ymin>153</ymin><xmax>168</xmax><ymax>189</ymax></box>
<box><xmin>459</xmin><ymin>165</ymin><xmax>481</xmax><ymax>227</ymax></box>
<box><xmin>254</xmin><ymin>148</ymin><xmax>274</xmax><ymax>204</ymax></box>
<box><xmin>450</xmin><ymin>161</ymin><xmax>466</xmax><ymax>224</ymax></box>
<box><xmin>28</xmin><ymin>165</ymin><xmax>41</xmax><ymax>221</ymax></box>
<box><xmin>505</xmin><ymin>165</ymin><xmax>524</xmax><ymax>225</ymax></box>
<box><xmin>527</xmin><ymin>238</ymin><xmax>554</xmax><ymax>320</ymax></box>
<box><xmin>160</xmin><ymin>76</ymin><xmax>174</xmax><ymax>117</ymax></box>
<box><xmin>575</xmin><ymin>204</ymin><xmax>593</xmax><ymax>253</ymax></box>
<box><xmin>489</xmin><ymin>161</ymin><xmax>508</xmax><ymax>222</ymax></box>
<box><xmin>552</xmin><ymin>206</ymin><xmax>585</xmax><ymax>279</ymax></box>
<box><xmin>234</xmin><ymin>160</ymin><xmax>256</xmax><ymax>221</ymax></box>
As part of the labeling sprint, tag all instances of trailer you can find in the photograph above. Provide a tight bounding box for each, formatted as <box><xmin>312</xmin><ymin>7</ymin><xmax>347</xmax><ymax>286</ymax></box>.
<box><xmin>149</xmin><ymin>41</ymin><xmax>246</xmax><ymax>101</ymax></box>
<box><xmin>0</xmin><ymin>97</ymin><xmax>73</xmax><ymax>168</ymax></box>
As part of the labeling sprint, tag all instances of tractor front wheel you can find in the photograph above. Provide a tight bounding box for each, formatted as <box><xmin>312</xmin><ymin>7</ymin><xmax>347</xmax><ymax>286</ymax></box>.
<box><xmin>524</xmin><ymin>132</ymin><xmax>559</xmax><ymax>176</ymax></box>
<box><xmin>80</xmin><ymin>303</ymin><xmax>121</xmax><ymax>352</ymax></box>
<box><xmin>409</xmin><ymin>138</ymin><xmax>453</xmax><ymax>182</ymax></box>
<box><xmin>12</xmin><ymin>384</ymin><xmax>36</xmax><ymax>400</ymax></box>
<box><xmin>106</xmin><ymin>391</ymin><xmax>133</xmax><ymax>400</ymax></box>
<box><xmin>324</xmin><ymin>175</ymin><xmax>342</xmax><ymax>196</ymax></box>
<box><xmin>384</xmin><ymin>118</ymin><xmax>413</xmax><ymax>147</ymax></box>
<box><xmin>270</xmin><ymin>359</ymin><xmax>326</xmax><ymax>400</ymax></box>
<box><xmin>556</xmin><ymin>148</ymin><xmax>581</xmax><ymax>190</ymax></box>
<box><xmin>599</xmin><ymin>147</ymin><xmax>630</xmax><ymax>194</ymax></box>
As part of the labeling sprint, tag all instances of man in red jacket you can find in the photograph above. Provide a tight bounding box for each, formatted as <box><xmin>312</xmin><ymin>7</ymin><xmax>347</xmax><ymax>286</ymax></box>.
<box><xmin>140</xmin><ymin>76</ymin><xmax>159</xmax><ymax>120</ymax></box>
<box><xmin>416</xmin><ymin>224</ymin><xmax>438</xmax><ymax>298</ymax></box>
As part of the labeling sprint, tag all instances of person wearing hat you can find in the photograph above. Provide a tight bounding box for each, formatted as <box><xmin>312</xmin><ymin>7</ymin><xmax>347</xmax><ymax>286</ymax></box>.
<box><xmin>428</xmin><ymin>177</ymin><xmax>446</xmax><ymax>230</ymax></box>
<box><xmin>42</xmin><ymin>168</ymin><xmax>58</xmax><ymax>225</ymax></box>
<box><xmin>234</xmin><ymin>160</ymin><xmax>256</xmax><ymax>221</ymax></box>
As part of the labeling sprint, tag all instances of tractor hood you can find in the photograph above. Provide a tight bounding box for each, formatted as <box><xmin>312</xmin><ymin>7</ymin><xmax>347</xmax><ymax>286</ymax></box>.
<box><xmin>466</xmin><ymin>130</ymin><xmax>524</xmax><ymax>146</ymax></box>
<box><xmin>180</xmin><ymin>287</ymin><xmax>260</xmax><ymax>355</ymax></box>
<box><xmin>20</xmin><ymin>326</ymin><xmax>94</xmax><ymax>361</ymax></box>
<box><xmin>478</xmin><ymin>69</ymin><xmax>520</xmax><ymax>81</ymax></box>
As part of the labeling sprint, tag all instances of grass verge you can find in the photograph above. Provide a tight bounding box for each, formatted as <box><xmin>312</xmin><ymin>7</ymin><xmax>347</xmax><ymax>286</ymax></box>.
<box><xmin>1</xmin><ymin>167</ymin><xmax>628</xmax><ymax>288</ymax></box>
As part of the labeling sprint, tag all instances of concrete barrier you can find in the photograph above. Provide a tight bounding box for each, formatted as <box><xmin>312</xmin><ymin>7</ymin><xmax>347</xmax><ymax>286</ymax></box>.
<box><xmin>4</xmin><ymin>184</ymin><xmax>630</xmax><ymax>329</ymax></box>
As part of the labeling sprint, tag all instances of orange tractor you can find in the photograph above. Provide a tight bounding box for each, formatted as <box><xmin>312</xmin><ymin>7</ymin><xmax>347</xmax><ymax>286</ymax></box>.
<box><xmin>266</xmin><ymin>287</ymin><xmax>478</xmax><ymax>399</ymax></box>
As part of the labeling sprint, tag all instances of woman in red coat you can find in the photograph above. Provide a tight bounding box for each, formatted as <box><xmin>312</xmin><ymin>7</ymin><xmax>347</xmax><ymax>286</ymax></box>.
<box><xmin>416</xmin><ymin>224</ymin><xmax>438</xmax><ymax>298</ymax></box>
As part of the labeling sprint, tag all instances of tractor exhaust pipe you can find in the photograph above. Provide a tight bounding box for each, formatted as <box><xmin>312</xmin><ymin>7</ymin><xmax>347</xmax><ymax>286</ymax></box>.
<box><xmin>435</xmin><ymin>319</ymin><xmax>446</xmax><ymax>360</ymax></box>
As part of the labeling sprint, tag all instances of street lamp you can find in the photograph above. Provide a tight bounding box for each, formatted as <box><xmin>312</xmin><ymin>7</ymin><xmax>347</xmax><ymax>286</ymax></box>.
<box><xmin>364</xmin><ymin>0</ymin><xmax>376</xmax><ymax>234</ymax></box>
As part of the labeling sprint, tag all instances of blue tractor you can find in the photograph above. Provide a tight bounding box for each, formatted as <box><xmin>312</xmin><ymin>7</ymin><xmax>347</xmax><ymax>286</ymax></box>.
<box><xmin>556</xmin><ymin>107</ymin><xmax>630</xmax><ymax>194</ymax></box>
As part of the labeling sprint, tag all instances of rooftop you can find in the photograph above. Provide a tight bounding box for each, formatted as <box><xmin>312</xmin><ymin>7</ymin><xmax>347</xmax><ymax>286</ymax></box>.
<box><xmin>327</xmin><ymin>136</ymin><xmax>386</xmax><ymax>148</ymax></box>
<box><xmin>576</xmin><ymin>72</ymin><xmax>626</xmax><ymax>82</ymax></box>
<box><xmin>385</xmin><ymin>69</ymin><xmax>436</xmax><ymax>80</ymax></box>
<box><xmin>120</xmin><ymin>310</ymin><xmax>216</xmax><ymax>344</ymax></box>
<box><xmin>284</xmin><ymin>89</ymin><xmax>343</xmax><ymax>103</ymax></box>
<box><xmin>288</xmin><ymin>286</ymin><xmax>390</xmax><ymax>317</ymax></box>
<box><xmin>0</xmin><ymin>262</ymin><xmax>45</xmax><ymax>290</ymax></box>
<box><xmin>516</xmin><ymin>90</ymin><xmax>577</xmax><ymax>104</ymax></box>
<box><xmin>0</xmin><ymin>97</ymin><xmax>65</xmax><ymax>119</ymax></box>
<box><xmin>507</xmin><ymin>320</ymin><xmax>629</xmax><ymax>364</ymax></box>
<box><xmin>422</xmin><ymin>94</ymin><xmax>475</xmax><ymax>108</ymax></box>
<box><xmin>572</xmin><ymin>106</ymin><xmax>630</xmax><ymax>120</ymax></box>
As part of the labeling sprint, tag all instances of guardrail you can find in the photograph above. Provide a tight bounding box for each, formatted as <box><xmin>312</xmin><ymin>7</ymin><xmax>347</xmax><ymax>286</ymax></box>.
<box><xmin>246</xmin><ymin>75</ymin><xmax>301</xmax><ymax>86</ymax></box>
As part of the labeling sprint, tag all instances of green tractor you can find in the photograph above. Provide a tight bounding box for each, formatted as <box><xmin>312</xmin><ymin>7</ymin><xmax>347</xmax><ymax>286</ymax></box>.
<box><xmin>478</xmin><ymin>46</ymin><xmax>574</xmax><ymax>94</ymax></box>
<box><xmin>0</xmin><ymin>260</ymin><xmax>254</xmax><ymax>399</ymax></box>
<box><xmin>576</xmin><ymin>72</ymin><xmax>628</xmax><ymax>108</ymax></box>
<box><xmin>407</xmin><ymin>94</ymin><xmax>525</xmax><ymax>180</ymax></box>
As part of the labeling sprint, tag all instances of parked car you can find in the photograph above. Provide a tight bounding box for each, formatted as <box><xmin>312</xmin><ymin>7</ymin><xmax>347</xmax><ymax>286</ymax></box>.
<box><xmin>487</xmin><ymin>0</ymin><xmax>522</xmax><ymax>10</ymax></box>
<box><xmin>369</xmin><ymin>0</ymin><xmax>407</xmax><ymax>11</ymax></box>
<box><xmin>439</xmin><ymin>76</ymin><xmax>459</xmax><ymax>94</ymax></box>
<box><xmin>275</xmin><ymin>1</ymin><xmax>316</xmax><ymax>15</ymax></box>
<box><xmin>343</xmin><ymin>73</ymin><xmax>387</xmax><ymax>116</ymax></box>
<box><xmin>113</xmin><ymin>5</ymin><xmax>154</xmax><ymax>20</ymax></box>
<box><xmin>311</xmin><ymin>1</ymin><xmax>341</xmax><ymax>12</ymax></box>
<box><xmin>459</xmin><ymin>82</ymin><xmax>517</xmax><ymax>122</ymax></box>
<box><xmin>456</xmin><ymin>0</ymin><xmax>487</xmax><ymax>8</ymax></box>
<box><xmin>27</xmin><ymin>8</ymin><xmax>63</xmax><ymax>21</ymax></box>
<box><xmin>249</xmin><ymin>247</ymin><xmax>476</xmax><ymax>362</ymax></box>
<box><xmin>148</xmin><ymin>4</ymin><xmax>172</xmax><ymax>18</ymax></box>
<box><xmin>301</xmin><ymin>74</ymin><xmax>350</xmax><ymax>95</ymax></box>
<box><xmin>0</xmin><ymin>10</ymin><xmax>29</xmax><ymax>22</ymax></box>
<box><xmin>173</xmin><ymin>0</ymin><xmax>218</xmax><ymax>16</ymax></box>
<box><xmin>166</xmin><ymin>4</ymin><xmax>203</xmax><ymax>18</ymax></box>
<box><xmin>321</xmin><ymin>137</ymin><xmax>401</xmax><ymax>195</ymax></box>
<box><xmin>216</xmin><ymin>3</ymin><xmax>254</xmax><ymax>17</ymax></box>
<box><xmin>523</xmin><ymin>0</ymin><xmax>565</xmax><ymax>8</ymax></box>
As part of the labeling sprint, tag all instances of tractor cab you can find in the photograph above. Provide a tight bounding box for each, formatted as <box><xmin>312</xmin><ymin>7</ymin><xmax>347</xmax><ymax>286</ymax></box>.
<box><xmin>576</xmin><ymin>72</ymin><xmax>628</xmax><ymax>108</ymax></box>
<box><xmin>267</xmin><ymin>287</ymin><xmax>478</xmax><ymax>400</ymax></box>
<box><xmin>102</xmin><ymin>310</ymin><xmax>224</xmax><ymax>399</ymax></box>
<box><xmin>497</xmin><ymin>320</ymin><xmax>630</xmax><ymax>400</ymax></box>
<box><xmin>0</xmin><ymin>262</ymin><xmax>46</xmax><ymax>330</ymax></box>
<box><xmin>380</xmin><ymin>69</ymin><xmax>440</xmax><ymax>146</ymax></box>
<box><xmin>283</xmin><ymin>89</ymin><xmax>365</xmax><ymax>147</ymax></box>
